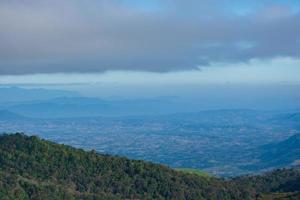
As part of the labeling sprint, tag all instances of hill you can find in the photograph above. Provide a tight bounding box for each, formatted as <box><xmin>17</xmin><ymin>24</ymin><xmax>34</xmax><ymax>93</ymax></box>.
<box><xmin>0</xmin><ymin>110</ymin><xmax>26</xmax><ymax>120</ymax></box>
<box><xmin>4</xmin><ymin>96</ymin><xmax>180</xmax><ymax>118</ymax></box>
<box><xmin>0</xmin><ymin>133</ymin><xmax>299</xmax><ymax>200</ymax></box>
<box><xmin>253</xmin><ymin>134</ymin><xmax>300</xmax><ymax>170</ymax></box>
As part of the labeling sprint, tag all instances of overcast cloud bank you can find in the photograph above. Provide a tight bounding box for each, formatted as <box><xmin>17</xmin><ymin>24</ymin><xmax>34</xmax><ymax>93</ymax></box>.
<box><xmin>0</xmin><ymin>0</ymin><xmax>299</xmax><ymax>74</ymax></box>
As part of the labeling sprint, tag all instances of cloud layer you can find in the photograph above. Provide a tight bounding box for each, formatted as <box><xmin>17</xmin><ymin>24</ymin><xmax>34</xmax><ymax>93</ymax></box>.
<box><xmin>0</xmin><ymin>0</ymin><xmax>299</xmax><ymax>74</ymax></box>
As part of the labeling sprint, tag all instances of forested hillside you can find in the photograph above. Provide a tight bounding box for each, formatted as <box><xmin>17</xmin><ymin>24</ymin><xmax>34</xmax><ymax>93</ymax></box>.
<box><xmin>0</xmin><ymin>133</ymin><xmax>299</xmax><ymax>200</ymax></box>
<box><xmin>257</xmin><ymin>134</ymin><xmax>300</xmax><ymax>169</ymax></box>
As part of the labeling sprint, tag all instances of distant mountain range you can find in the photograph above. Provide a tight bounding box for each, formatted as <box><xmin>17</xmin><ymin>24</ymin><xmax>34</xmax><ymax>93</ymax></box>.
<box><xmin>1</xmin><ymin>96</ymin><xmax>189</xmax><ymax>118</ymax></box>
<box><xmin>0</xmin><ymin>133</ymin><xmax>299</xmax><ymax>200</ymax></box>
<box><xmin>1</xmin><ymin>86</ymin><xmax>300</xmax><ymax>118</ymax></box>
<box><xmin>0</xmin><ymin>110</ymin><xmax>26</xmax><ymax>120</ymax></box>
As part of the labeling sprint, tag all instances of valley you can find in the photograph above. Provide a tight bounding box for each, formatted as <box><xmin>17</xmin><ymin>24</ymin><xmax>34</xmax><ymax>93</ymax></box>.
<box><xmin>1</xmin><ymin>109</ymin><xmax>299</xmax><ymax>176</ymax></box>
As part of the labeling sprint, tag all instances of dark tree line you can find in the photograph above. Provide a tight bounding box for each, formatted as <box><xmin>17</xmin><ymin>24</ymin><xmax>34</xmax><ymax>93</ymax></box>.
<box><xmin>0</xmin><ymin>133</ymin><xmax>299</xmax><ymax>200</ymax></box>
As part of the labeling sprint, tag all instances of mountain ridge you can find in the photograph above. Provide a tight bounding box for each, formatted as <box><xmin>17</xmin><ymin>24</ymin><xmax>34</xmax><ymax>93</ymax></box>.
<box><xmin>0</xmin><ymin>133</ymin><xmax>299</xmax><ymax>200</ymax></box>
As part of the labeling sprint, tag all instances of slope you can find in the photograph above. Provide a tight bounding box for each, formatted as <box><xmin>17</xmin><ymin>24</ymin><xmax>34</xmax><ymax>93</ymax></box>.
<box><xmin>0</xmin><ymin>133</ymin><xmax>299</xmax><ymax>200</ymax></box>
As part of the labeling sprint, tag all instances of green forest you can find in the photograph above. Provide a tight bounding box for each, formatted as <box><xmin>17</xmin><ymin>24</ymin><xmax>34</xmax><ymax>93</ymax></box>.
<box><xmin>0</xmin><ymin>133</ymin><xmax>299</xmax><ymax>200</ymax></box>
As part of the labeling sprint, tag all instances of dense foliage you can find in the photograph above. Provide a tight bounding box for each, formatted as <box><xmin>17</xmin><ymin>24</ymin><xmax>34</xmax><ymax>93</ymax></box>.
<box><xmin>0</xmin><ymin>133</ymin><xmax>299</xmax><ymax>200</ymax></box>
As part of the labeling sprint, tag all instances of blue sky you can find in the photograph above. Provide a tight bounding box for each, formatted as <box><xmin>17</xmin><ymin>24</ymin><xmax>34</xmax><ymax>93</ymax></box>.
<box><xmin>0</xmin><ymin>0</ymin><xmax>299</xmax><ymax>91</ymax></box>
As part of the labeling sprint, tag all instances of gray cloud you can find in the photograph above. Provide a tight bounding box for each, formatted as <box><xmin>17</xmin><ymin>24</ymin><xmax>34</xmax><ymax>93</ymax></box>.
<box><xmin>0</xmin><ymin>0</ymin><xmax>299</xmax><ymax>74</ymax></box>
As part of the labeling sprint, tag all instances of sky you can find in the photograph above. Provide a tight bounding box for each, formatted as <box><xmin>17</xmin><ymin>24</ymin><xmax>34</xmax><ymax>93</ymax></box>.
<box><xmin>0</xmin><ymin>0</ymin><xmax>299</xmax><ymax>95</ymax></box>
